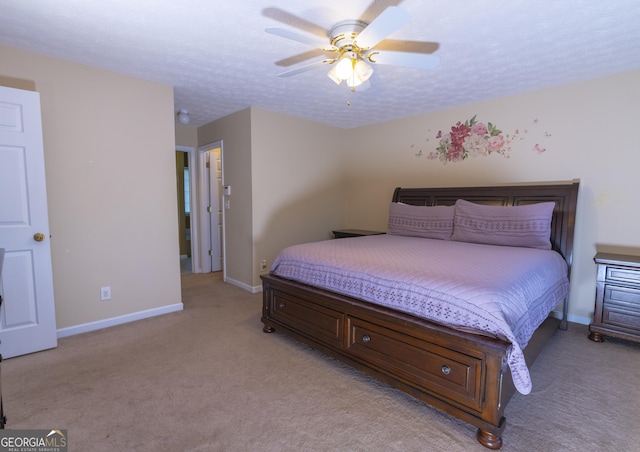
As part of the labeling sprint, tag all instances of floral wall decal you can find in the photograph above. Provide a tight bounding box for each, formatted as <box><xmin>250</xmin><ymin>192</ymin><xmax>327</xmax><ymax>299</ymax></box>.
<box><xmin>411</xmin><ymin>115</ymin><xmax>549</xmax><ymax>164</ymax></box>
<box><xmin>430</xmin><ymin>115</ymin><xmax>521</xmax><ymax>163</ymax></box>
<box><xmin>533</xmin><ymin>143</ymin><xmax>546</xmax><ymax>154</ymax></box>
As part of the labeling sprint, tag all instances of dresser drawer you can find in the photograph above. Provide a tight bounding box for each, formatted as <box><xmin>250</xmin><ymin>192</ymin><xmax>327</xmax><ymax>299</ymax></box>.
<box><xmin>604</xmin><ymin>284</ymin><xmax>640</xmax><ymax>308</ymax></box>
<box><xmin>346</xmin><ymin>316</ymin><xmax>483</xmax><ymax>412</ymax></box>
<box><xmin>602</xmin><ymin>305</ymin><xmax>640</xmax><ymax>332</ymax></box>
<box><xmin>605</xmin><ymin>266</ymin><xmax>640</xmax><ymax>286</ymax></box>
<box><xmin>603</xmin><ymin>283</ymin><xmax>640</xmax><ymax>332</ymax></box>
<box><xmin>270</xmin><ymin>289</ymin><xmax>344</xmax><ymax>347</ymax></box>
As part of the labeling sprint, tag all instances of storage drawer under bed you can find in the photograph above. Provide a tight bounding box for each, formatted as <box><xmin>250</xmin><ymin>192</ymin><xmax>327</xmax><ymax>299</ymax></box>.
<box><xmin>345</xmin><ymin>315</ymin><xmax>484</xmax><ymax>412</ymax></box>
<box><xmin>268</xmin><ymin>289</ymin><xmax>345</xmax><ymax>347</ymax></box>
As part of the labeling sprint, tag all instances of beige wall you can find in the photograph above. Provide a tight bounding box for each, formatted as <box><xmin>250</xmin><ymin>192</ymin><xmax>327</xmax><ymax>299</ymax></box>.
<box><xmin>175</xmin><ymin>122</ymin><xmax>198</xmax><ymax>149</ymax></box>
<box><xmin>0</xmin><ymin>44</ymin><xmax>182</xmax><ymax>330</ymax></box>
<box><xmin>341</xmin><ymin>70</ymin><xmax>640</xmax><ymax>324</ymax></box>
<box><xmin>250</xmin><ymin>107</ymin><xmax>346</xmax><ymax>287</ymax></box>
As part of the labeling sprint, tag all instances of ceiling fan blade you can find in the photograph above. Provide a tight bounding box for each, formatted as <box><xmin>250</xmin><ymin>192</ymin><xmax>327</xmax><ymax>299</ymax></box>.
<box><xmin>275</xmin><ymin>49</ymin><xmax>337</xmax><ymax>67</ymax></box>
<box><xmin>359</xmin><ymin>0</ymin><xmax>405</xmax><ymax>24</ymax></box>
<box><xmin>266</xmin><ymin>27</ymin><xmax>328</xmax><ymax>48</ymax></box>
<box><xmin>355</xmin><ymin>6</ymin><xmax>411</xmax><ymax>50</ymax></box>
<box><xmin>375</xmin><ymin>39</ymin><xmax>439</xmax><ymax>54</ymax></box>
<box><xmin>262</xmin><ymin>7</ymin><xmax>327</xmax><ymax>38</ymax></box>
<box><xmin>277</xmin><ymin>60</ymin><xmax>333</xmax><ymax>78</ymax></box>
<box><xmin>369</xmin><ymin>51</ymin><xmax>440</xmax><ymax>69</ymax></box>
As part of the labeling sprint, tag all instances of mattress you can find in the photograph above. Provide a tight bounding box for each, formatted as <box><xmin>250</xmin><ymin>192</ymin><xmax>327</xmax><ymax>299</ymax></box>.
<box><xmin>270</xmin><ymin>234</ymin><xmax>569</xmax><ymax>394</ymax></box>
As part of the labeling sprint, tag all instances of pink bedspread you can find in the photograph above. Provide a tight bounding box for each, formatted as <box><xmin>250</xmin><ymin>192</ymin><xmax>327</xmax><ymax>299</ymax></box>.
<box><xmin>270</xmin><ymin>234</ymin><xmax>569</xmax><ymax>394</ymax></box>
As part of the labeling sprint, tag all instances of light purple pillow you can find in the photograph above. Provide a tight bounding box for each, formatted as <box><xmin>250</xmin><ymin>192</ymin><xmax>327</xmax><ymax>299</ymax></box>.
<box><xmin>388</xmin><ymin>203</ymin><xmax>454</xmax><ymax>240</ymax></box>
<box><xmin>452</xmin><ymin>199</ymin><xmax>555</xmax><ymax>249</ymax></box>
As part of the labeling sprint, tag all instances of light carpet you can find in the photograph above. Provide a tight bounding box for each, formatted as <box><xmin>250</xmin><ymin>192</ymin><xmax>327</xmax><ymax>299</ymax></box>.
<box><xmin>4</xmin><ymin>272</ymin><xmax>639</xmax><ymax>451</ymax></box>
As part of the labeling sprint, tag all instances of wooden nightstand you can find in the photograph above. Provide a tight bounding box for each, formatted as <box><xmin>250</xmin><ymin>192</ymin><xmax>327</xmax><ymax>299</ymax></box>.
<box><xmin>588</xmin><ymin>252</ymin><xmax>640</xmax><ymax>343</ymax></box>
<box><xmin>332</xmin><ymin>229</ymin><xmax>386</xmax><ymax>239</ymax></box>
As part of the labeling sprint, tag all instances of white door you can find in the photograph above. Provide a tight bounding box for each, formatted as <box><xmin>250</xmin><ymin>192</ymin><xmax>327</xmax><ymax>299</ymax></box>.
<box><xmin>0</xmin><ymin>86</ymin><xmax>57</xmax><ymax>358</ymax></box>
<box><xmin>211</xmin><ymin>149</ymin><xmax>223</xmax><ymax>272</ymax></box>
<box><xmin>197</xmin><ymin>144</ymin><xmax>222</xmax><ymax>273</ymax></box>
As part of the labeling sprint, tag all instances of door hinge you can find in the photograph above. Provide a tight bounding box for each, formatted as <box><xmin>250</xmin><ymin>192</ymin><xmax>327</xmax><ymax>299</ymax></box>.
<box><xmin>206</xmin><ymin>161</ymin><xmax>210</xmax><ymax>168</ymax></box>
<box><xmin>207</xmin><ymin>205</ymin><xmax>212</xmax><ymax>213</ymax></box>
<box><xmin>208</xmin><ymin>249</ymin><xmax>213</xmax><ymax>256</ymax></box>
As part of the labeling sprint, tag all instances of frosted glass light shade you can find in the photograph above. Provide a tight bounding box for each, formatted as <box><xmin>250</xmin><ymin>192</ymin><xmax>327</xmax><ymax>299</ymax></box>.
<box><xmin>177</xmin><ymin>109</ymin><xmax>190</xmax><ymax>124</ymax></box>
<box><xmin>327</xmin><ymin>65</ymin><xmax>343</xmax><ymax>84</ymax></box>
<box><xmin>327</xmin><ymin>57</ymin><xmax>373</xmax><ymax>88</ymax></box>
<box><xmin>354</xmin><ymin>60</ymin><xmax>373</xmax><ymax>82</ymax></box>
<box><xmin>335</xmin><ymin>58</ymin><xmax>354</xmax><ymax>79</ymax></box>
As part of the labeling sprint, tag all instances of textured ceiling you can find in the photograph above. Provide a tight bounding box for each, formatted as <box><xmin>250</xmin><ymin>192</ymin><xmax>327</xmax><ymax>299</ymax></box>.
<box><xmin>1</xmin><ymin>0</ymin><xmax>639</xmax><ymax>129</ymax></box>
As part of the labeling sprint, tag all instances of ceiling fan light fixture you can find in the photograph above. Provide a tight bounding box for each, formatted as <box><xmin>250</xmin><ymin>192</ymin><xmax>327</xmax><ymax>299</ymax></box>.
<box><xmin>327</xmin><ymin>65</ymin><xmax>343</xmax><ymax>85</ymax></box>
<box><xmin>346</xmin><ymin>72</ymin><xmax>365</xmax><ymax>89</ymax></box>
<box><xmin>335</xmin><ymin>57</ymin><xmax>356</xmax><ymax>80</ymax></box>
<box><xmin>354</xmin><ymin>59</ymin><xmax>373</xmax><ymax>82</ymax></box>
<box><xmin>327</xmin><ymin>56</ymin><xmax>373</xmax><ymax>88</ymax></box>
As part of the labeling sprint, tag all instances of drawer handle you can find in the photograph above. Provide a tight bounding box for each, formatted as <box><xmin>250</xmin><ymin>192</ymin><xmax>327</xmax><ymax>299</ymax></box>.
<box><xmin>278</xmin><ymin>302</ymin><xmax>286</xmax><ymax>309</ymax></box>
<box><xmin>362</xmin><ymin>334</ymin><xmax>371</xmax><ymax>343</ymax></box>
<box><xmin>441</xmin><ymin>365</ymin><xmax>451</xmax><ymax>375</ymax></box>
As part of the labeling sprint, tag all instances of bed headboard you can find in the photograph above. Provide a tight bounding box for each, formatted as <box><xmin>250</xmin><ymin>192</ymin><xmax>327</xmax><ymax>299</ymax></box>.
<box><xmin>392</xmin><ymin>180</ymin><xmax>580</xmax><ymax>270</ymax></box>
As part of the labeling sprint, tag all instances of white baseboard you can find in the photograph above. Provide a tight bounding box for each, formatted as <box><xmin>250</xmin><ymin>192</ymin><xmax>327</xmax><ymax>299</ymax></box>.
<box><xmin>56</xmin><ymin>303</ymin><xmax>184</xmax><ymax>338</ymax></box>
<box><xmin>224</xmin><ymin>276</ymin><xmax>262</xmax><ymax>293</ymax></box>
<box><xmin>551</xmin><ymin>310</ymin><xmax>591</xmax><ymax>326</ymax></box>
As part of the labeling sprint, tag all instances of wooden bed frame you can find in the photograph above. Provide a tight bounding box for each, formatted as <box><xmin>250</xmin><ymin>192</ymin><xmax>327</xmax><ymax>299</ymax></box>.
<box><xmin>261</xmin><ymin>181</ymin><xmax>579</xmax><ymax>449</ymax></box>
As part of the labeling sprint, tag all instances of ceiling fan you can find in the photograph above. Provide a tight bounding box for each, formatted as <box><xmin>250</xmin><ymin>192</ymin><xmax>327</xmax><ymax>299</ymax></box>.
<box><xmin>265</xmin><ymin>5</ymin><xmax>440</xmax><ymax>91</ymax></box>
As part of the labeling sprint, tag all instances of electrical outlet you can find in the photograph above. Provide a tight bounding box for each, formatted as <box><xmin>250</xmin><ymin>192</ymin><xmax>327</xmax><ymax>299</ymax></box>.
<box><xmin>260</xmin><ymin>259</ymin><xmax>268</xmax><ymax>272</ymax></box>
<box><xmin>100</xmin><ymin>286</ymin><xmax>111</xmax><ymax>300</ymax></box>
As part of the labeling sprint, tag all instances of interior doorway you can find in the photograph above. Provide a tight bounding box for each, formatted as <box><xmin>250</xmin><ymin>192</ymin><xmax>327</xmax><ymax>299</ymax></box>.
<box><xmin>175</xmin><ymin>147</ymin><xmax>193</xmax><ymax>274</ymax></box>
<box><xmin>175</xmin><ymin>142</ymin><xmax>224</xmax><ymax>275</ymax></box>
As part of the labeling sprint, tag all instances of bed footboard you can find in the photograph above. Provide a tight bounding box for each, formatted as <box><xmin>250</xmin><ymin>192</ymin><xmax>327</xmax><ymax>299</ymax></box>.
<box><xmin>261</xmin><ymin>273</ymin><xmax>513</xmax><ymax>449</ymax></box>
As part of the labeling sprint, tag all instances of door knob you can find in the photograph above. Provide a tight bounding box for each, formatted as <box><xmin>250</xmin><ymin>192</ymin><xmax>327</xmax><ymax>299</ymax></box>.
<box><xmin>33</xmin><ymin>233</ymin><xmax>46</xmax><ymax>242</ymax></box>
